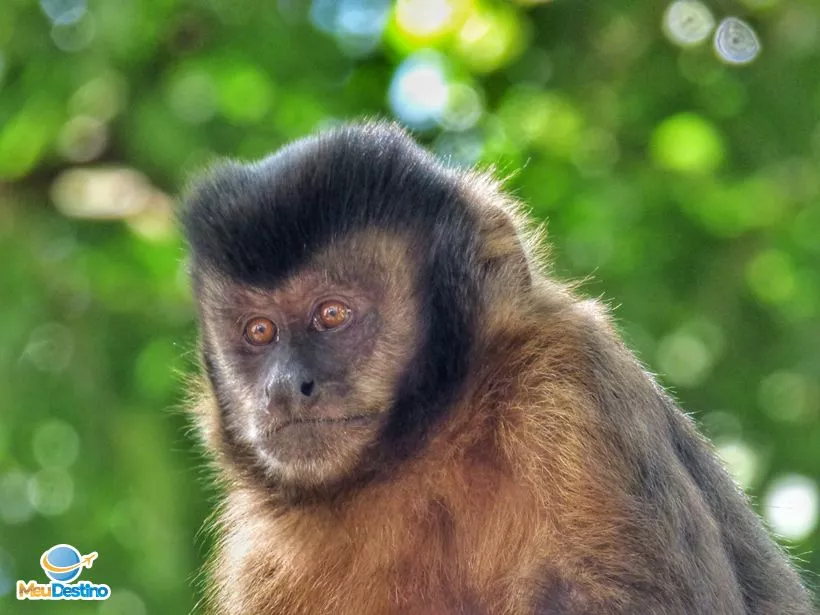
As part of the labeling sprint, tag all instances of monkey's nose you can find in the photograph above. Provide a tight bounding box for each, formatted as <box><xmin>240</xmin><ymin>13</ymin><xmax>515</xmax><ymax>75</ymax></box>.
<box><xmin>265</xmin><ymin>366</ymin><xmax>317</xmax><ymax>411</ymax></box>
<box><xmin>300</xmin><ymin>380</ymin><xmax>315</xmax><ymax>397</ymax></box>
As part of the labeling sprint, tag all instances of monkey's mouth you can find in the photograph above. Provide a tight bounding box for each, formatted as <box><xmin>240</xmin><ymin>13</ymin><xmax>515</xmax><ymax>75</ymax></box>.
<box><xmin>272</xmin><ymin>413</ymin><xmax>378</xmax><ymax>433</ymax></box>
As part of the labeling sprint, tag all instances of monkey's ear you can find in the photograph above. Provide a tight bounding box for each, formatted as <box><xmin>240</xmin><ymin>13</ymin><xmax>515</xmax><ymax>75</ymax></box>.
<box><xmin>476</xmin><ymin>204</ymin><xmax>533</xmax><ymax>289</ymax></box>
<box><xmin>460</xmin><ymin>169</ymin><xmax>535</xmax><ymax>289</ymax></box>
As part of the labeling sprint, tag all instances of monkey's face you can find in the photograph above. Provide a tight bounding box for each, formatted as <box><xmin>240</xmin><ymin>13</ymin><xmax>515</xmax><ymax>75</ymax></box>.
<box><xmin>197</xmin><ymin>236</ymin><xmax>420</xmax><ymax>488</ymax></box>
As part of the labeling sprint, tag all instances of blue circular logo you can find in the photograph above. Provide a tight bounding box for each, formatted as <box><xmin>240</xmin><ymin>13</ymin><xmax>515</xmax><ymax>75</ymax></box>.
<box><xmin>41</xmin><ymin>544</ymin><xmax>82</xmax><ymax>583</ymax></box>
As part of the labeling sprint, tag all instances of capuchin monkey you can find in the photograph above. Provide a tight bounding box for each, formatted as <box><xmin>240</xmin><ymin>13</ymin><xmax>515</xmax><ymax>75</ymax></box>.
<box><xmin>181</xmin><ymin>122</ymin><xmax>815</xmax><ymax>614</ymax></box>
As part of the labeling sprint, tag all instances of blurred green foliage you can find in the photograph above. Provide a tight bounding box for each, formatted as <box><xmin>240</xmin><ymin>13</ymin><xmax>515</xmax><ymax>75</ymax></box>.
<box><xmin>1</xmin><ymin>0</ymin><xmax>819</xmax><ymax>613</ymax></box>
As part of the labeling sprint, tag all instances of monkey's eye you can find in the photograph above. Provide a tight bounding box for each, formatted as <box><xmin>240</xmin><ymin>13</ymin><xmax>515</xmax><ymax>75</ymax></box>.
<box><xmin>312</xmin><ymin>300</ymin><xmax>351</xmax><ymax>331</ymax></box>
<box><xmin>243</xmin><ymin>317</ymin><xmax>277</xmax><ymax>346</ymax></box>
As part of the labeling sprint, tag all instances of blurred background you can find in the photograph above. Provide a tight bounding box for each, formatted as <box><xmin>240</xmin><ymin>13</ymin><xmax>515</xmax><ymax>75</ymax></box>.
<box><xmin>1</xmin><ymin>0</ymin><xmax>819</xmax><ymax>613</ymax></box>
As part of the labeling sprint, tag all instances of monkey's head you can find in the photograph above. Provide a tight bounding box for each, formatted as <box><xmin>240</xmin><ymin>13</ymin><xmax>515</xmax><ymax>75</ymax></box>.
<box><xmin>182</xmin><ymin>122</ymin><xmax>532</xmax><ymax>494</ymax></box>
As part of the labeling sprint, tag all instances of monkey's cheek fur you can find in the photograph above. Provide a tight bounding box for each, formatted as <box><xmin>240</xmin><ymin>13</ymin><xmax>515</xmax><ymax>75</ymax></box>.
<box><xmin>252</xmin><ymin>414</ymin><xmax>381</xmax><ymax>479</ymax></box>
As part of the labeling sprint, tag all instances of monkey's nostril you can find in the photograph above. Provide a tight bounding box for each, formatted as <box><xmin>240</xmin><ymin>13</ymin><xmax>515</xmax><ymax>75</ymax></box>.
<box><xmin>300</xmin><ymin>380</ymin><xmax>315</xmax><ymax>397</ymax></box>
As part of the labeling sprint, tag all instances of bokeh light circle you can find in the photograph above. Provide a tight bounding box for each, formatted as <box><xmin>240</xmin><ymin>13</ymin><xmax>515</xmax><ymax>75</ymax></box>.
<box><xmin>33</xmin><ymin>420</ymin><xmax>81</xmax><ymax>469</ymax></box>
<box><xmin>40</xmin><ymin>0</ymin><xmax>87</xmax><ymax>26</ymax></box>
<box><xmin>663</xmin><ymin>1</ymin><xmax>715</xmax><ymax>47</ymax></box>
<box><xmin>0</xmin><ymin>471</ymin><xmax>35</xmax><ymax>525</ymax></box>
<box><xmin>714</xmin><ymin>17</ymin><xmax>761</xmax><ymax>65</ymax></box>
<box><xmin>764</xmin><ymin>474</ymin><xmax>819</xmax><ymax>541</ymax></box>
<box><xmin>388</xmin><ymin>52</ymin><xmax>449</xmax><ymax>129</ymax></box>
<box><xmin>28</xmin><ymin>469</ymin><xmax>75</xmax><ymax>516</ymax></box>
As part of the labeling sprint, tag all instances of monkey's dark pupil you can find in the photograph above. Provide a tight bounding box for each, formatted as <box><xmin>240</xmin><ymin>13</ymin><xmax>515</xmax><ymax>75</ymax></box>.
<box><xmin>245</xmin><ymin>319</ymin><xmax>275</xmax><ymax>344</ymax></box>
<box><xmin>316</xmin><ymin>302</ymin><xmax>349</xmax><ymax>329</ymax></box>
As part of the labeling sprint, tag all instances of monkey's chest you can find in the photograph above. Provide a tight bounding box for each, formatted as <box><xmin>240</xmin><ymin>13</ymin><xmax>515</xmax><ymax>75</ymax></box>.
<box><xmin>236</xmin><ymin>525</ymin><xmax>528</xmax><ymax>615</ymax></box>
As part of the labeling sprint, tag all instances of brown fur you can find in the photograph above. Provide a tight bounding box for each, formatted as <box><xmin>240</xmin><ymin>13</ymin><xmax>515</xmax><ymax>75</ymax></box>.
<box><xmin>187</xmin><ymin>163</ymin><xmax>813</xmax><ymax>614</ymax></box>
